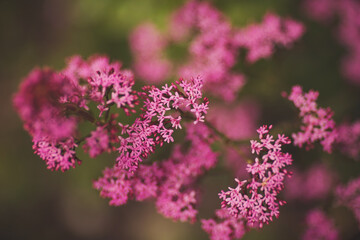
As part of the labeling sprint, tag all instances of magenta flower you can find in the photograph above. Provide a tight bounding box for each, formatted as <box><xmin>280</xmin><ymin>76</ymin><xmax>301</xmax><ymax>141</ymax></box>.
<box><xmin>94</xmin><ymin>123</ymin><xmax>217</xmax><ymax>223</ymax></box>
<box><xmin>234</xmin><ymin>13</ymin><xmax>305</xmax><ymax>63</ymax></box>
<box><xmin>115</xmin><ymin>76</ymin><xmax>209</xmax><ymax>172</ymax></box>
<box><xmin>286</xmin><ymin>85</ymin><xmax>337</xmax><ymax>153</ymax></box>
<box><xmin>83</xmin><ymin>126</ymin><xmax>110</xmax><ymax>158</ymax></box>
<box><xmin>219</xmin><ymin>125</ymin><xmax>293</xmax><ymax>228</ymax></box>
<box><xmin>302</xmin><ymin>209</ymin><xmax>339</xmax><ymax>240</ymax></box>
<box><xmin>13</xmin><ymin>68</ymin><xmax>78</xmax><ymax>142</ymax></box>
<box><xmin>33</xmin><ymin>137</ymin><xmax>79</xmax><ymax>172</ymax></box>
<box><xmin>201</xmin><ymin>209</ymin><xmax>246</xmax><ymax>240</ymax></box>
<box><xmin>130</xmin><ymin>23</ymin><xmax>172</xmax><ymax>83</ymax></box>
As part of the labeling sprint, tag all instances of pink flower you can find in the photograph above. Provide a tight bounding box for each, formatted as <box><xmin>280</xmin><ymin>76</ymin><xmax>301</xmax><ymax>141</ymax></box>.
<box><xmin>115</xmin><ymin>76</ymin><xmax>209</xmax><ymax>172</ymax></box>
<box><xmin>94</xmin><ymin>122</ymin><xmax>217</xmax><ymax>223</ymax></box>
<box><xmin>302</xmin><ymin>209</ymin><xmax>339</xmax><ymax>240</ymax></box>
<box><xmin>33</xmin><ymin>137</ymin><xmax>79</xmax><ymax>172</ymax></box>
<box><xmin>129</xmin><ymin>23</ymin><xmax>171</xmax><ymax>83</ymax></box>
<box><xmin>336</xmin><ymin>120</ymin><xmax>360</xmax><ymax>160</ymax></box>
<box><xmin>219</xmin><ymin>125</ymin><xmax>293</xmax><ymax>227</ymax></box>
<box><xmin>83</xmin><ymin>126</ymin><xmax>110</xmax><ymax>158</ymax></box>
<box><xmin>13</xmin><ymin>68</ymin><xmax>78</xmax><ymax>142</ymax></box>
<box><xmin>201</xmin><ymin>209</ymin><xmax>246</xmax><ymax>240</ymax></box>
<box><xmin>234</xmin><ymin>13</ymin><xmax>305</xmax><ymax>63</ymax></box>
<box><xmin>286</xmin><ymin>85</ymin><xmax>337</xmax><ymax>153</ymax></box>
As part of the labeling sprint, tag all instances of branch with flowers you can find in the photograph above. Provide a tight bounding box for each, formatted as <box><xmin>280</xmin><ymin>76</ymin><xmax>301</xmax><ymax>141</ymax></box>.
<box><xmin>13</xmin><ymin>1</ymin><xmax>360</xmax><ymax>239</ymax></box>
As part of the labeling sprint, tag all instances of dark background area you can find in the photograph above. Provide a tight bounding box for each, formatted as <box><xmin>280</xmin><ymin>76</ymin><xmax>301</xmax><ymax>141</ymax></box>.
<box><xmin>1</xmin><ymin>0</ymin><xmax>360</xmax><ymax>239</ymax></box>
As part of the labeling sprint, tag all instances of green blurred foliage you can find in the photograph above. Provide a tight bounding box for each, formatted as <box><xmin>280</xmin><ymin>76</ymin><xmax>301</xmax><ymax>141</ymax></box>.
<box><xmin>1</xmin><ymin>0</ymin><xmax>359</xmax><ymax>239</ymax></box>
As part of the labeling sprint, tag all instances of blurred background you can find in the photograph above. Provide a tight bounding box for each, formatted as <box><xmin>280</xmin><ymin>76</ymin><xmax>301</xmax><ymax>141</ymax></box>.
<box><xmin>1</xmin><ymin>0</ymin><xmax>360</xmax><ymax>239</ymax></box>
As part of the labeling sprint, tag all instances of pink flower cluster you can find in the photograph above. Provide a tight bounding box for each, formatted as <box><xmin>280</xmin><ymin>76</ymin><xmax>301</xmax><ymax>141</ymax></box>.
<box><xmin>303</xmin><ymin>0</ymin><xmax>336</xmax><ymax>23</ymax></box>
<box><xmin>336</xmin><ymin>177</ymin><xmax>360</xmax><ymax>228</ymax></box>
<box><xmin>336</xmin><ymin>121</ymin><xmax>360</xmax><ymax>160</ymax></box>
<box><xmin>94</xmin><ymin>123</ymin><xmax>217</xmax><ymax>223</ymax></box>
<box><xmin>201</xmin><ymin>209</ymin><xmax>246</xmax><ymax>240</ymax></box>
<box><xmin>234</xmin><ymin>13</ymin><xmax>305</xmax><ymax>63</ymax></box>
<box><xmin>130</xmin><ymin>23</ymin><xmax>171</xmax><ymax>83</ymax></box>
<box><xmin>130</xmin><ymin>1</ymin><xmax>304</xmax><ymax>101</ymax></box>
<box><xmin>303</xmin><ymin>0</ymin><xmax>360</xmax><ymax>85</ymax></box>
<box><xmin>13</xmin><ymin>68</ymin><xmax>78</xmax><ymax>142</ymax></box>
<box><xmin>13</xmin><ymin>68</ymin><xmax>81</xmax><ymax>171</ymax></box>
<box><xmin>83</xmin><ymin>126</ymin><xmax>110</xmax><ymax>158</ymax></box>
<box><xmin>286</xmin><ymin>85</ymin><xmax>337</xmax><ymax>153</ymax></box>
<box><xmin>172</xmin><ymin>1</ymin><xmax>245</xmax><ymax>102</ymax></box>
<box><xmin>116</xmin><ymin>76</ymin><xmax>209</xmax><ymax>172</ymax></box>
<box><xmin>285</xmin><ymin>164</ymin><xmax>334</xmax><ymax>200</ymax></box>
<box><xmin>13</xmin><ymin>56</ymin><xmax>138</xmax><ymax>171</ymax></box>
<box><xmin>33</xmin><ymin>137</ymin><xmax>79</xmax><ymax>171</ymax></box>
<box><xmin>302</xmin><ymin>209</ymin><xmax>339</xmax><ymax>240</ymax></box>
<box><xmin>219</xmin><ymin>125</ymin><xmax>293</xmax><ymax>227</ymax></box>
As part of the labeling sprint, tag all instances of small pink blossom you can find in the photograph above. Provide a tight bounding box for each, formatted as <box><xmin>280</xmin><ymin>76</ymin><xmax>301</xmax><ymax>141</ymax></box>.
<box><xmin>302</xmin><ymin>209</ymin><xmax>339</xmax><ymax>240</ymax></box>
<box><xmin>83</xmin><ymin>127</ymin><xmax>110</xmax><ymax>158</ymax></box>
<box><xmin>201</xmin><ymin>209</ymin><xmax>246</xmax><ymax>240</ymax></box>
<box><xmin>94</xmin><ymin>123</ymin><xmax>217</xmax><ymax>223</ymax></box>
<box><xmin>234</xmin><ymin>13</ymin><xmax>305</xmax><ymax>63</ymax></box>
<box><xmin>219</xmin><ymin>125</ymin><xmax>293</xmax><ymax>227</ymax></box>
<box><xmin>33</xmin><ymin>137</ymin><xmax>79</xmax><ymax>172</ymax></box>
<box><xmin>115</xmin><ymin>76</ymin><xmax>209</xmax><ymax>172</ymax></box>
<box><xmin>286</xmin><ymin>85</ymin><xmax>337</xmax><ymax>153</ymax></box>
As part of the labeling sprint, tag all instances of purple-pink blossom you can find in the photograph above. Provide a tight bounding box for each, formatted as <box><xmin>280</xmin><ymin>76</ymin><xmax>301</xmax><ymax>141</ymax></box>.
<box><xmin>219</xmin><ymin>125</ymin><xmax>293</xmax><ymax>228</ymax></box>
<box><xmin>302</xmin><ymin>209</ymin><xmax>339</xmax><ymax>240</ymax></box>
<box><xmin>129</xmin><ymin>1</ymin><xmax>304</xmax><ymax>102</ymax></box>
<box><xmin>94</xmin><ymin>123</ymin><xmax>217</xmax><ymax>222</ymax></box>
<box><xmin>286</xmin><ymin>85</ymin><xmax>337</xmax><ymax>153</ymax></box>
<box><xmin>33</xmin><ymin>137</ymin><xmax>79</xmax><ymax>172</ymax></box>
<box><xmin>116</xmin><ymin>76</ymin><xmax>209</xmax><ymax>172</ymax></box>
<box><xmin>83</xmin><ymin>126</ymin><xmax>110</xmax><ymax>158</ymax></box>
<box><xmin>13</xmin><ymin>68</ymin><xmax>79</xmax><ymax>142</ymax></box>
<box><xmin>234</xmin><ymin>13</ymin><xmax>305</xmax><ymax>63</ymax></box>
<box><xmin>130</xmin><ymin>23</ymin><xmax>171</xmax><ymax>83</ymax></box>
<box><xmin>201</xmin><ymin>209</ymin><xmax>246</xmax><ymax>240</ymax></box>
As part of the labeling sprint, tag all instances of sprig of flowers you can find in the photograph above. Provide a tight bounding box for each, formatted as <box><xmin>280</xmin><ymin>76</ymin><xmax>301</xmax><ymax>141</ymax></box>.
<box><xmin>285</xmin><ymin>85</ymin><xmax>337</xmax><ymax>153</ymax></box>
<box><xmin>219</xmin><ymin>125</ymin><xmax>293</xmax><ymax>228</ymax></box>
